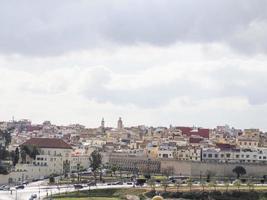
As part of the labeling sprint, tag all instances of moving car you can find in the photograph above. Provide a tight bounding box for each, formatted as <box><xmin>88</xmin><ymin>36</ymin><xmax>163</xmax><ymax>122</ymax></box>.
<box><xmin>16</xmin><ymin>185</ymin><xmax>25</xmax><ymax>189</ymax></box>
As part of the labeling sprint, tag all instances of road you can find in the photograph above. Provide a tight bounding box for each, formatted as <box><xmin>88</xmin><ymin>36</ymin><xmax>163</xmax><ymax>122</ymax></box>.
<box><xmin>0</xmin><ymin>180</ymin><xmax>133</xmax><ymax>200</ymax></box>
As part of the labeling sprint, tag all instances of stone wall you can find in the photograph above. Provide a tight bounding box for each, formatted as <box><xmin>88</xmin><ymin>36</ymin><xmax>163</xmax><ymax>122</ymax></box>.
<box><xmin>161</xmin><ymin>159</ymin><xmax>267</xmax><ymax>178</ymax></box>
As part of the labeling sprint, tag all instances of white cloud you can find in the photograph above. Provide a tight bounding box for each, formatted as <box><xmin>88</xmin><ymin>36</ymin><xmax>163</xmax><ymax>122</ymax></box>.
<box><xmin>1</xmin><ymin>1</ymin><xmax>267</xmax><ymax>130</ymax></box>
<box><xmin>0</xmin><ymin>42</ymin><xmax>267</xmax><ymax>130</ymax></box>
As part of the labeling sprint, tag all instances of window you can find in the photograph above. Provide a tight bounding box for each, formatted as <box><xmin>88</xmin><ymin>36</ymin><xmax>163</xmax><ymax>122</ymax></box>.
<box><xmin>236</xmin><ymin>155</ymin><xmax>240</xmax><ymax>158</ymax></box>
<box><xmin>203</xmin><ymin>154</ymin><xmax>206</xmax><ymax>158</ymax></box>
<box><xmin>208</xmin><ymin>154</ymin><xmax>212</xmax><ymax>158</ymax></box>
<box><xmin>246</xmin><ymin>155</ymin><xmax>250</xmax><ymax>158</ymax></box>
<box><xmin>226</xmin><ymin>154</ymin><xmax>230</xmax><ymax>158</ymax></box>
<box><xmin>214</xmin><ymin>154</ymin><xmax>218</xmax><ymax>158</ymax></box>
<box><xmin>221</xmin><ymin>154</ymin><xmax>224</xmax><ymax>158</ymax></box>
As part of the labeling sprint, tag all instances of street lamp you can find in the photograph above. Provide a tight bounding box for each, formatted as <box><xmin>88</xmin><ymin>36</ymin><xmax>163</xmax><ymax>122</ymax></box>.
<box><xmin>38</xmin><ymin>184</ymin><xmax>40</xmax><ymax>200</ymax></box>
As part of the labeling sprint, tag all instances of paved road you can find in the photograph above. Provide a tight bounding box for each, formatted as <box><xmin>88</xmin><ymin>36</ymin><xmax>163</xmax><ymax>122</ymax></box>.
<box><xmin>0</xmin><ymin>181</ymin><xmax>133</xmax><ymax>200</ymax></box>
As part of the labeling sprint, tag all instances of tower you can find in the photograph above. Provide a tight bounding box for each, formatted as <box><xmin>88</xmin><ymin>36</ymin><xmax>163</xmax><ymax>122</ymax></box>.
<box><xmin>117</xmin><ymin>117</ymin><xmax>123</xmax><ymax>130</ymax></box>
<box><xmin>101</xmin><ymin>118</ymin><xmax>105</xmax><ymax>129</ymax></box>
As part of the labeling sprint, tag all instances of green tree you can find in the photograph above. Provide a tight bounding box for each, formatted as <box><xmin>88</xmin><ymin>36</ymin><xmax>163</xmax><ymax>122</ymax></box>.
<box><xmin>49</xmin><ymin>176</ymin><xmax>55</xmax><ymax>184</ymax></box>
<box><xmin>20</xmin><ymin>149</ymin><xmax>27</xmax><ymax>163</ymax></box>
<box><xmin>11</xmin><ymin>147</ymin><xmax>19</xmax><ymax>166</ymax></box>
<box><xmin>111</xmin><ymin>165</ymin><xmax>118</xmax><ymax>177</ymax></box>
<box><xmin>0</xmin><ymin>146</ymin><xmax>9</xmax><ymax>160</ymax></box>
<box><xmin>233</xmin><ymin>166</ymin><xmax>246</xmax><ymax>179</ymax></box>
<box><xmin>89</xmin><ymin>150</ymin><xmax>102</xmax><ymax>183</ymax></box>
<box><xmin>0</xmin><ymin>165</ymin><xmax>9</xmax><ymax>175</ymax></box>
<box><xmin>63</xmin><ymin>160</ymin><xmax>70</xmax><ymax>177</ymax></box>
<box><xmin>0</xmin><ymin>129</ymin><xmax>12</xmax><ymax>148</ymax></box>
<box><xmin>30</xmin><ymin>146</ymin><xmax>40</xmax><ymax>159</ymax></box>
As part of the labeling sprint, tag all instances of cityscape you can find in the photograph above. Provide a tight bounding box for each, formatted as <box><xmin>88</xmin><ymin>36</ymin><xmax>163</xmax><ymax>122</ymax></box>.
<box><xmin>1</xmin><ymin>0</ymin><xmax>267</xmax><ymax>200</ymax></box>
<box><xmin>1</xmin><ymin>118</ymin><xmax>267</xmax><ymax>199</ymax></box>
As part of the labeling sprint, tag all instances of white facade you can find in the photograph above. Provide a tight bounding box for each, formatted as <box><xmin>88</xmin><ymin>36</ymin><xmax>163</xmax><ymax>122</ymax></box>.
<box><xmin>175</xmin><ymin>148</ymin><xmax>201</xmax><ymax>161</ymax></box>
<box><xmin>202</xmin><ymin>147</ymin><xmax>267</xmax><ymax>164</ymax></box>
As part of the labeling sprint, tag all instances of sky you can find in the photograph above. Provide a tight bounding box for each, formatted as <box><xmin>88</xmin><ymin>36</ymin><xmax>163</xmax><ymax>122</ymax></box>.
<box><xmin>1</xmin><ymin>0</ymin><xmax>267</xmax><ymax>130</ymax></box>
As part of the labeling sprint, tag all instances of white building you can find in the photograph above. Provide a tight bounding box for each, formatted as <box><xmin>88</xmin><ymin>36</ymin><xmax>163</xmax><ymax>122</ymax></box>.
<box><xmin>202</xmin><ymin>147</ymin><xmax>267</xmax><ymax>164</ymax></box>
<box><xmin>4</xmin><ymin>138</ymin><xmax>91</xmax><ymax>184</ymax></box>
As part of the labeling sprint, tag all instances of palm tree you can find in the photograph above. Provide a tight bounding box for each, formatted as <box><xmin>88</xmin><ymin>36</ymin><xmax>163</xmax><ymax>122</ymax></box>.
<box><xmin>187</xmin><ymin>178</ymin><xmax>193</xmax><ymax>192</ymax></box>
<box><xmin>176</xmin><ymin>180</ymin><xmax>182</xmax><ymax>192</ymax></box>
<box><xmin>148</xmin><ymin>179</ymin><xmax>156</xmax><ymax>192</ymax></box>
<box><xmin>247</xmin><ymin>179</ymin><xmax>254</xmax><ymax>192</ymax></box>
<box><xmin>200</xmin><ymin>180</ymin><xmax>206</xmax><ymax>192</ymax></box>
<box><xmin>224</xmin><ymin>180</ymin><xmax>230</xmax><ymax>193</ymax></box>
<box><xmin>161</xmin><ymin>179</ymin><xmax>169</xmax><ymax>192</ymax></box>
<box><xmin>233</xmin><ymin>179</ymin><xmax>241</xmax><ymax>192</ymax></box>
<box><xmin>208</xmin><ymin>181</ymin><xmax>216</xmax><ymax>191</ymax></box>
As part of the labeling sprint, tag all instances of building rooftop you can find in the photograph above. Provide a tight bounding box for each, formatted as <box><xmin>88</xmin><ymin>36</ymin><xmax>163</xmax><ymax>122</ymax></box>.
<box><xmin>21</xmin><ymin>137</ymin><xmax>72</xmax><ymax>149</ymax></box>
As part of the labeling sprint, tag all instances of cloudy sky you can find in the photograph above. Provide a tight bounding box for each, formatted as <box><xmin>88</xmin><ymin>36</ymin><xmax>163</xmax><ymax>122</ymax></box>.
<box><xmin>1</xmin><ymin>0</ymin><xmax>267</xmax><ymax>130</ymax></box>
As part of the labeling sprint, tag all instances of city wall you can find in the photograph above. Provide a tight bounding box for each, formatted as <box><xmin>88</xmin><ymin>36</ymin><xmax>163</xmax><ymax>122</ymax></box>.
<box><xmin>161</xmin><ymin>159</ymin><xmax>267</xmax><ymax>178</ymax></box>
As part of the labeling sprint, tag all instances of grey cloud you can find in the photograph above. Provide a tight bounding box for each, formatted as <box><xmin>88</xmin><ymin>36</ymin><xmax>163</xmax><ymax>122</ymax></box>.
<box><xmin>1</xmin><ymin>0</ymin><xmax>267</xmax><ymax>55</ymax></box>
<box><xmin>80</xmin><ymin>65</ymin><xmax>267</xmax><ymax>107</ymax></box>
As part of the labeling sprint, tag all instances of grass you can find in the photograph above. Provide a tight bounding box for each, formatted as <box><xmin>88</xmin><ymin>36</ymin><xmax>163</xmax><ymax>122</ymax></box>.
<box><xmin>52</xmin><ymin>188</ymin><xmax>147</xmax><ymax>200</ymax></box>
<box><xmin>55</xmin><ymin>198</ymin><xmax>120</xmax><ymax>200</ymax></box>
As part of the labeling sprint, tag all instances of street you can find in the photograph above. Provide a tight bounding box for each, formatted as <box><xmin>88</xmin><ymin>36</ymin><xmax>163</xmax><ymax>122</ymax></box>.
<box><xmin>0</xmin><ymin>180</ymin><xmax>133</xmax><ymax>200</ymax></box>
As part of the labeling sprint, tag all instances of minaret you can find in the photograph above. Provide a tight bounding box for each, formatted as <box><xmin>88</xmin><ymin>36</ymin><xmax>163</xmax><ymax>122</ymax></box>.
<box><xmin>117</xmin><ymin>117</ymin><xmax>123</xmax><ymax>130</ymax></box>
<box><xmin>100</xmin><ymin>118</ymin><xmax>105</xmax><ymax>133</ymax></box>
<box><xmin>101</xmin><ymin>118</ymin><xmax>105</xmax><ymax>129</ymax></box>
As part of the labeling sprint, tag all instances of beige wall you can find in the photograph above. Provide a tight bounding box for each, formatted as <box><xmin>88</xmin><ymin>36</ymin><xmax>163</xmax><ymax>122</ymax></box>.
<box><xmin>161</xmin><ymin>159</ymin><xmax>267</xmax><ymax>178</ymax></box>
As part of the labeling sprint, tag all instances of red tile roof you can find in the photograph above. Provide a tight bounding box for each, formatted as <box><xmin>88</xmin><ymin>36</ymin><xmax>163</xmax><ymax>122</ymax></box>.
<box><xmin>21</xmin><ymin>138</ymin><xmax>72</xmax><ymax>149</ymax></box>
<box><xmin>177</xmin><ymin>127</ymin><xmax>210</xmax><ymax>139</ymax></box>
<box><xmin>189</xmin><ymin>137</ymin><xmax>203</xmax><ymax>144</ymax></box>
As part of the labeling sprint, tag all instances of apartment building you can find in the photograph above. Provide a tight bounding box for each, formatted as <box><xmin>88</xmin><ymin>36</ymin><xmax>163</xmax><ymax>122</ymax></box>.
<box><xmin>174</xmin><ymin>147</ymin><xmax>201</xmax><ymax>161</ymax></box>
<box><xmin>202</xmin><ymin>147</ymin><xmax>267</xmax><ymax>164</ymax></box>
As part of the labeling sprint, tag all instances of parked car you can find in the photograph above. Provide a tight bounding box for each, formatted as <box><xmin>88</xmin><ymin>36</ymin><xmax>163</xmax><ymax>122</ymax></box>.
<box><xmin>88</xmin><ymin>181</ymin><xmax>96</xmax><ymax>186</ymax></box>
<box><xmin>23</xmin><ymin>181</ymin><xmax>29</xmax><ymax>185</ymax></box>
<box><xmin>73</xmin><ymin>184</ymin><xmax>83</xmax><ymax>189</ymax></box>
<box><xmin>16</xmin><ymin>185</ymin><xmax>25</xmax><ymax>189</ymax></box>
<box><xmin>31</xmin><ymin>194</ymin><xmax>37</xmax><ymax>199</ymax></box>
<box><xmin>0</xmin><ymin>185</ymin><xmax>10</xmax><ymax>190</ymax></box>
